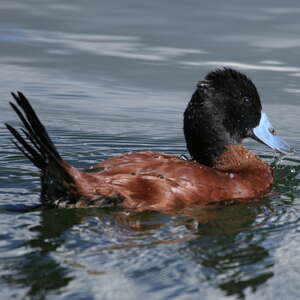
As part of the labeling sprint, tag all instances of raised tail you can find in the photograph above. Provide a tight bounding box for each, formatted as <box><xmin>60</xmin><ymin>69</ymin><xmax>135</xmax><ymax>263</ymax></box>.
<box><xmin>5</xmin><ymin>92</ymin><xmax>78</xmax><ymax>206</ymax></box>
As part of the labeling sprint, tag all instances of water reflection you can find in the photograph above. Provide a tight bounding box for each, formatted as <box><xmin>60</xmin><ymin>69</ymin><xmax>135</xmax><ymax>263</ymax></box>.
<box><xmin>1</xmin><ymin>209</ymin><xmax>81</xmax><ymax>298</ymax></box>
<box><xmin>181</xmin><ymin>60</ymin><xmax>300</xmax><ymax>73</ymax></box>
<box><xmin>0</xmin><ymin>29</ymin><xmax>204</xmax><ymax>62</ymax></box>
<box><xmin>0</xmin><ymin>162</ymin><xmax>299</xmax><ymax>299</ymax></box>
<box><xmin>182</xmin><ymin>232</ymin><xmax>273</xmax><ymax>298</ymax></box>
<box><xmin>0</xmin><ymin>202</ymin><xmax>273</xmax><ymax>298</ymax></box>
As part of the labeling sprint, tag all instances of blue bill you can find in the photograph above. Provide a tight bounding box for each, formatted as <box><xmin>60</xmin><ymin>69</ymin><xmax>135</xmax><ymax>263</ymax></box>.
<box><xmin>252</xmin><ymin>112</ymin><xmax>293</xmax><ymax>154</ymax></box>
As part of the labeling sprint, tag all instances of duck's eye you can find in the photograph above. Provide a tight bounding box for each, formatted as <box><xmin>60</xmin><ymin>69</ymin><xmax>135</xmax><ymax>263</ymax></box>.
<box><xmin>243</xmin><ymin>96</ymin><xmax>250</xmax><ymax>104</ymax></box>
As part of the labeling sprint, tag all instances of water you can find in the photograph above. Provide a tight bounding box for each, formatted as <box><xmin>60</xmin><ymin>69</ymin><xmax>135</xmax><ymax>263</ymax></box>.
<box><xmin>1</xmin><ymin>0</ymin><xmax>300</xmax><ymax>299</ymax></box>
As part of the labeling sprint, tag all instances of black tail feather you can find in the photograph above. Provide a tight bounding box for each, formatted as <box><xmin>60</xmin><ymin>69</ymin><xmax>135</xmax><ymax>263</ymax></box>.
<box><xmin>5</xmin><ymin>123</ymin><xmax>45</xmax><ymax>168</ymax></box>
<box><xmin>10</xmin><ymin>92</ymin><xmax>60</xmax><ymax>159</ymax></box>
<box><xmin>11</xmin><ymin>138</ymin><xmax>38</xmax><ymax>166</ymax></box>
<box><xmin>6</xmin><ymin>92</ymin><xmax>74</xmax><ymax>185</ymax></box>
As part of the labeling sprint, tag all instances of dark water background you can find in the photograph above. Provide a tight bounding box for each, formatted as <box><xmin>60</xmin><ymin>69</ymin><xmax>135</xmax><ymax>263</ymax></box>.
<box><xmin>1</xmin><ymin>1</ymin><xmax>300</xmax><ymax>299</ymax></box>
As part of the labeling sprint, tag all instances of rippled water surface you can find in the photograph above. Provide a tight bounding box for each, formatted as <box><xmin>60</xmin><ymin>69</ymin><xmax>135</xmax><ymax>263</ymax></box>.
<box><xmin>1</xmin><ymin>1</ymin><xmax>300</xmax><ymax>299</ymax></box>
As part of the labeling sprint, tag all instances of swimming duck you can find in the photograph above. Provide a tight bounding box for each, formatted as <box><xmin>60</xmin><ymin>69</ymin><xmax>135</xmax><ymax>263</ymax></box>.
<box><xmin>5</xmin><ymin>68</ymin><xmax>291</xmax><ymax>211</ymax></box>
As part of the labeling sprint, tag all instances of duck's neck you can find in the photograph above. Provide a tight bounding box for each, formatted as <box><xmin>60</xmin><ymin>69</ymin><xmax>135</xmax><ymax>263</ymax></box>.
<box><xmin>185</xmin><ymin>137</ymin><xmax>226</xmax><ymax>167</ymax></box>
<box><xmin>183</xmin><ymin>90</ymin><xmax>232</xmax><ymax>167</ymax></box>
<box><xmin>183</xmin><ymin>120</ymin><xmax>230</xmax><ymax>167</ymax></box>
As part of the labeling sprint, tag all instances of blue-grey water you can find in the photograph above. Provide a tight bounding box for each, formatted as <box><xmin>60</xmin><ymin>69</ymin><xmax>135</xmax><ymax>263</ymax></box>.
<box><xmin>1</xmin><ymin>1</ymin><xmax>300</xmax><ymax>299</ymax></box>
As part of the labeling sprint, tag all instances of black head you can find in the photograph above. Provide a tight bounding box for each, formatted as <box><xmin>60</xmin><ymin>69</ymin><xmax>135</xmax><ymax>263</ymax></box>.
<box><xmin>184</xmin><ymin>68</ymin><xmax>262</xmax><ymax>166</ymax></box>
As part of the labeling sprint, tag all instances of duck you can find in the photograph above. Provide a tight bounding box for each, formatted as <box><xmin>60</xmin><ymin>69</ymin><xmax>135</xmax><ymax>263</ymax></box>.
<box><xmin>5</xmin><ymin>68</ymin><xmax>291</xmax><ymax>211</ymax></box>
